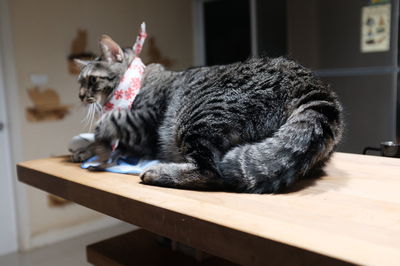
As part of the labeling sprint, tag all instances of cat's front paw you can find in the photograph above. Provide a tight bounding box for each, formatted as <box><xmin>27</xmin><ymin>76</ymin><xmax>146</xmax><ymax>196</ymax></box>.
<box><xmin>71</xmin><ymin>148</ymin><xmax>93</xmax><ymax>162</ymax></box>
<box><xmin>69</xmin><ymin>133</ymin><xmax>95</xmax><ymax>162</ymax></box>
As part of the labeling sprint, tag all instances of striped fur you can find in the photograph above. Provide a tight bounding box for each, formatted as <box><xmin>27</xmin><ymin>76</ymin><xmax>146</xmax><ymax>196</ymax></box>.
<box><xmin>76</xmin><ymin>40</ymin><xmax>343</xmax><ymax>193</ymax></box>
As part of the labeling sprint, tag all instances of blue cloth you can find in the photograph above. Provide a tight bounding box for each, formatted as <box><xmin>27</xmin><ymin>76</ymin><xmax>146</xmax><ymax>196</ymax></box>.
<box><xmin>81</xmin><ymin>156</ymin><xmax>159</xmax><ymax>174</ymax></box>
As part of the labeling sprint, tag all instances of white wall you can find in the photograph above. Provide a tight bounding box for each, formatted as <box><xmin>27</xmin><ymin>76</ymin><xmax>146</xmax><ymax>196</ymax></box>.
<box><xmin>0</xmin><ymin>28</ymin><xmax>18</xmax><ymax>257</ymax></box>
<box><xmin>8</xmin><ymin>0</ymin><xmax>193</xmax><ymax>249</ymax></box>
<box><xmin>0</xmin><ymin>0</ymin><xmax>26</xmax><ymax>255</ymax></box>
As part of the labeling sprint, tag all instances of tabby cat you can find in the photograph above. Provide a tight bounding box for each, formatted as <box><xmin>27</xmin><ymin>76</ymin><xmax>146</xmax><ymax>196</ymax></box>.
<box><xmin>74</xmin><ymin>35</ymin><xmax>344</xmax><ymax>193</ymax></box>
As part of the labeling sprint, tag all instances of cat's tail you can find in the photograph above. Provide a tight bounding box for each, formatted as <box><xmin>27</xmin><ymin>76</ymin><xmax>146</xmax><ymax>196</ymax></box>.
<box><xmin>218</xmin><ymin>99</ymin><xmax>344</xmax><ymax>193</ymax></box>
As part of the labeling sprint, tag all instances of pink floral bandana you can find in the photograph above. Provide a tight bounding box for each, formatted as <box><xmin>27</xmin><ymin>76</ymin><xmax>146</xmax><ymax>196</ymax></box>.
<box><xmin>104</xmin><ymin>22</ymin><xmax>147</xmax><ymax>112</ymax></box>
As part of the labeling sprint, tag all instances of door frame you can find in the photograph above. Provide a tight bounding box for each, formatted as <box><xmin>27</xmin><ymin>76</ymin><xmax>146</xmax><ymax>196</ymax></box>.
<box><xmin>0</xmin><ymin>0</ymin><xmax>31</xmax><ymax>253</ymax></box>
<box><xmin>191</xmin><ymin>0</ymin><xmax>258</xmax><ymax>66</ymax></box>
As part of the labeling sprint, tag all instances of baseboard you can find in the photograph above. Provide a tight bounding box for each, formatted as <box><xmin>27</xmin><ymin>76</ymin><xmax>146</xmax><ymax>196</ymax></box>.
<box><xmin>30</xmin><ymin>216</ymin><xmax>124</xmax><ymax>249</ymax></box>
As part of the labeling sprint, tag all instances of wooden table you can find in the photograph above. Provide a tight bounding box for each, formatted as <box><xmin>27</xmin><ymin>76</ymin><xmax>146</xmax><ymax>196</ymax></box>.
<box><xmin>17</xmin><ymin>153</ymin><xmax>400</xmax><ymax>266</ymax></box>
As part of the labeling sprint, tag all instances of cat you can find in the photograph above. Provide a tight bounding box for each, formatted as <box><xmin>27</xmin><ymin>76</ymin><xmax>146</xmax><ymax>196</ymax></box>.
<box><xmin>73</xmin><ymin>35</ymin><xmax>344</xmax><ymax>193</ymax></box>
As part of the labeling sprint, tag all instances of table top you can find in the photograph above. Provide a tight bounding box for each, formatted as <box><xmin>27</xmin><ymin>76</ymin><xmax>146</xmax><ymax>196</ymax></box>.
<box><xmin>17</xmin><ymin>153</ymin><xmax>400</xmax><ymax>266</ymax></box>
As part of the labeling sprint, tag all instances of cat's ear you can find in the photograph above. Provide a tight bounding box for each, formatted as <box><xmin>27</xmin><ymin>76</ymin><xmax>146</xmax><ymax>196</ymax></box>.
<box><xmin>99</xmin><ymin>35</ymin><xmax>123</xmax><ymax>63</ymax></box>
<box><xmin>74</xmin><ymin>59</ymin><xmax>89</xmax><ymax>69</ymax></box>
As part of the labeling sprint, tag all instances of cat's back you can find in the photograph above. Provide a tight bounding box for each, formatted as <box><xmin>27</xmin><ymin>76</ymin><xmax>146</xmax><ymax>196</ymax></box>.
<box><xmin>159</xmin><ymin>56</ymin><xmax>339</xmax><ymax>161</ymax></box>
<box><xmin>180</xmin><ymin>57</ymin><xmax>321</xmax><ymax>99</ymax></box>
<box><xmin>174</xmin><ymin>57</ymin><xmax>324</xmax><ymax>123</ymax></box>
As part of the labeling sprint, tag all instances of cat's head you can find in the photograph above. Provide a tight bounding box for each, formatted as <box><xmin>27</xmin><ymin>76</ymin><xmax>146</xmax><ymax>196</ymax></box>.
<box><xmin>74</xmin><ymin>35</ymin><xmax>134</xmax><ymax>106</ymax></box>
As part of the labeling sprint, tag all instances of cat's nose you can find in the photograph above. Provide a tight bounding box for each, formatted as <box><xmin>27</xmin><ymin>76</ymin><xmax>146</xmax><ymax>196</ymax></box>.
<box><xmin>86</xmin><ymin>97</ymin><xmax>95</xmax><ymax>103</ymax></box>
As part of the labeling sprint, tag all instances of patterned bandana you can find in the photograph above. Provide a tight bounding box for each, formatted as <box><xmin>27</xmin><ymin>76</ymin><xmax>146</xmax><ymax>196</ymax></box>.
<box><xmin>104</xmin><ymin>23</ymin><xmax>147</xmax><ymax>112</ymax></box>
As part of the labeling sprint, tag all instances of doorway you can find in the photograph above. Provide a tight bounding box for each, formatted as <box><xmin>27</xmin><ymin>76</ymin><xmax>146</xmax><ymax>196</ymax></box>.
<box><xmin>203</xmin><ymin>0</ymin><xmax>251</xmax><ymax>66</ymax></box>
<box><xmin>193</xmin><ymin>0</ymin><xmax>288</xmax><ymax>66</ymax></box>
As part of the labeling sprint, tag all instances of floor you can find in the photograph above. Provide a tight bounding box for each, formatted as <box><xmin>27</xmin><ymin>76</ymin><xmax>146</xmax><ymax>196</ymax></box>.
<box><xmin>0</xmin><ymin>222</ymin><xmax>137</xmax><ymax>266</ymax></box>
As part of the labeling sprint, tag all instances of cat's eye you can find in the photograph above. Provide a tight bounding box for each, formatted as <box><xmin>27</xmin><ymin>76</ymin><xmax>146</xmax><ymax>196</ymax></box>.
<box><xmin>96</xmin><ymin>76</ymin><xmax>115</xmax><ymax>81</ymax></box>
<box><xmin>88</xmin><ymin>76</ymin><xmax>97</xmax><ymax>85</ymax></box>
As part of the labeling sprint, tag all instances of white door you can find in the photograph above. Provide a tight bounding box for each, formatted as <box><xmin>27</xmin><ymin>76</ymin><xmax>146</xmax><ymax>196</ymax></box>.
<box><xmin>0</xmin><ymin>45</ymin><xmax>18</xmax><ymax>256</ymax></box>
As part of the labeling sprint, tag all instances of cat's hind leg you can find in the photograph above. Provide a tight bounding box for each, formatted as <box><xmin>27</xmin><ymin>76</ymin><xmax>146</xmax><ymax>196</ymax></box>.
<box><xmin>140</xmin><ymin>162</ymin><xmax>223</xmax><ymax>190</ymax></box>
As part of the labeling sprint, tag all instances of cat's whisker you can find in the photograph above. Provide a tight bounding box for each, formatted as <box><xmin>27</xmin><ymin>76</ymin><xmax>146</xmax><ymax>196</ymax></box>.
<box><xmin>81</xmin><ymin>104</ymin><xmax>90</xmax><ymax>124</ymax></box>
<box><xmin>82</xmin><ymin>103</ymin><xmax>98</xmax><ymax>132</ymax></box>
<box><xmin>81</xmin><ymin>101</ymin><xmax>106</xmax><ymax>133</ymax></box>
<box><xmin>95</xmin><ymin>102</ymin><xmax>103</xmax><ymax>116</ymax></box>
<box><xmin>89</xmin><ymin>104</ymin><xmax>96</xmax><ymax>132</ymax></box>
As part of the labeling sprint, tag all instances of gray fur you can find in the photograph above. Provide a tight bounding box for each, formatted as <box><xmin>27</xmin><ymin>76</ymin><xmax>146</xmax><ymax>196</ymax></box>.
<box><xmin>75</xmin><ymin>36</ymin><xmax>344</xmax><ymax>193</ymax></box>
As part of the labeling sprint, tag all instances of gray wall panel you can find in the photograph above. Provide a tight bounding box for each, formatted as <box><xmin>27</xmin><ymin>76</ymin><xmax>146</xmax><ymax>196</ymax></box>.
<box><xmin>322</xmin><ymin>75</ymin><xmax>397</xmax><ymax>154</ymax></box>
<box><xmin>287</xmin><ymin>0</ymin><xmax>320</xmax><ymax>69</ymax></box>
<box><xmin>287</xmin><ymin>0</ymin><xmax>398</xmax><ymax>69</ymax></box>
<box><xmin>318</xmin><ymin>0</ymin><xmax>397</xmax><ymax>69</ymax></box>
